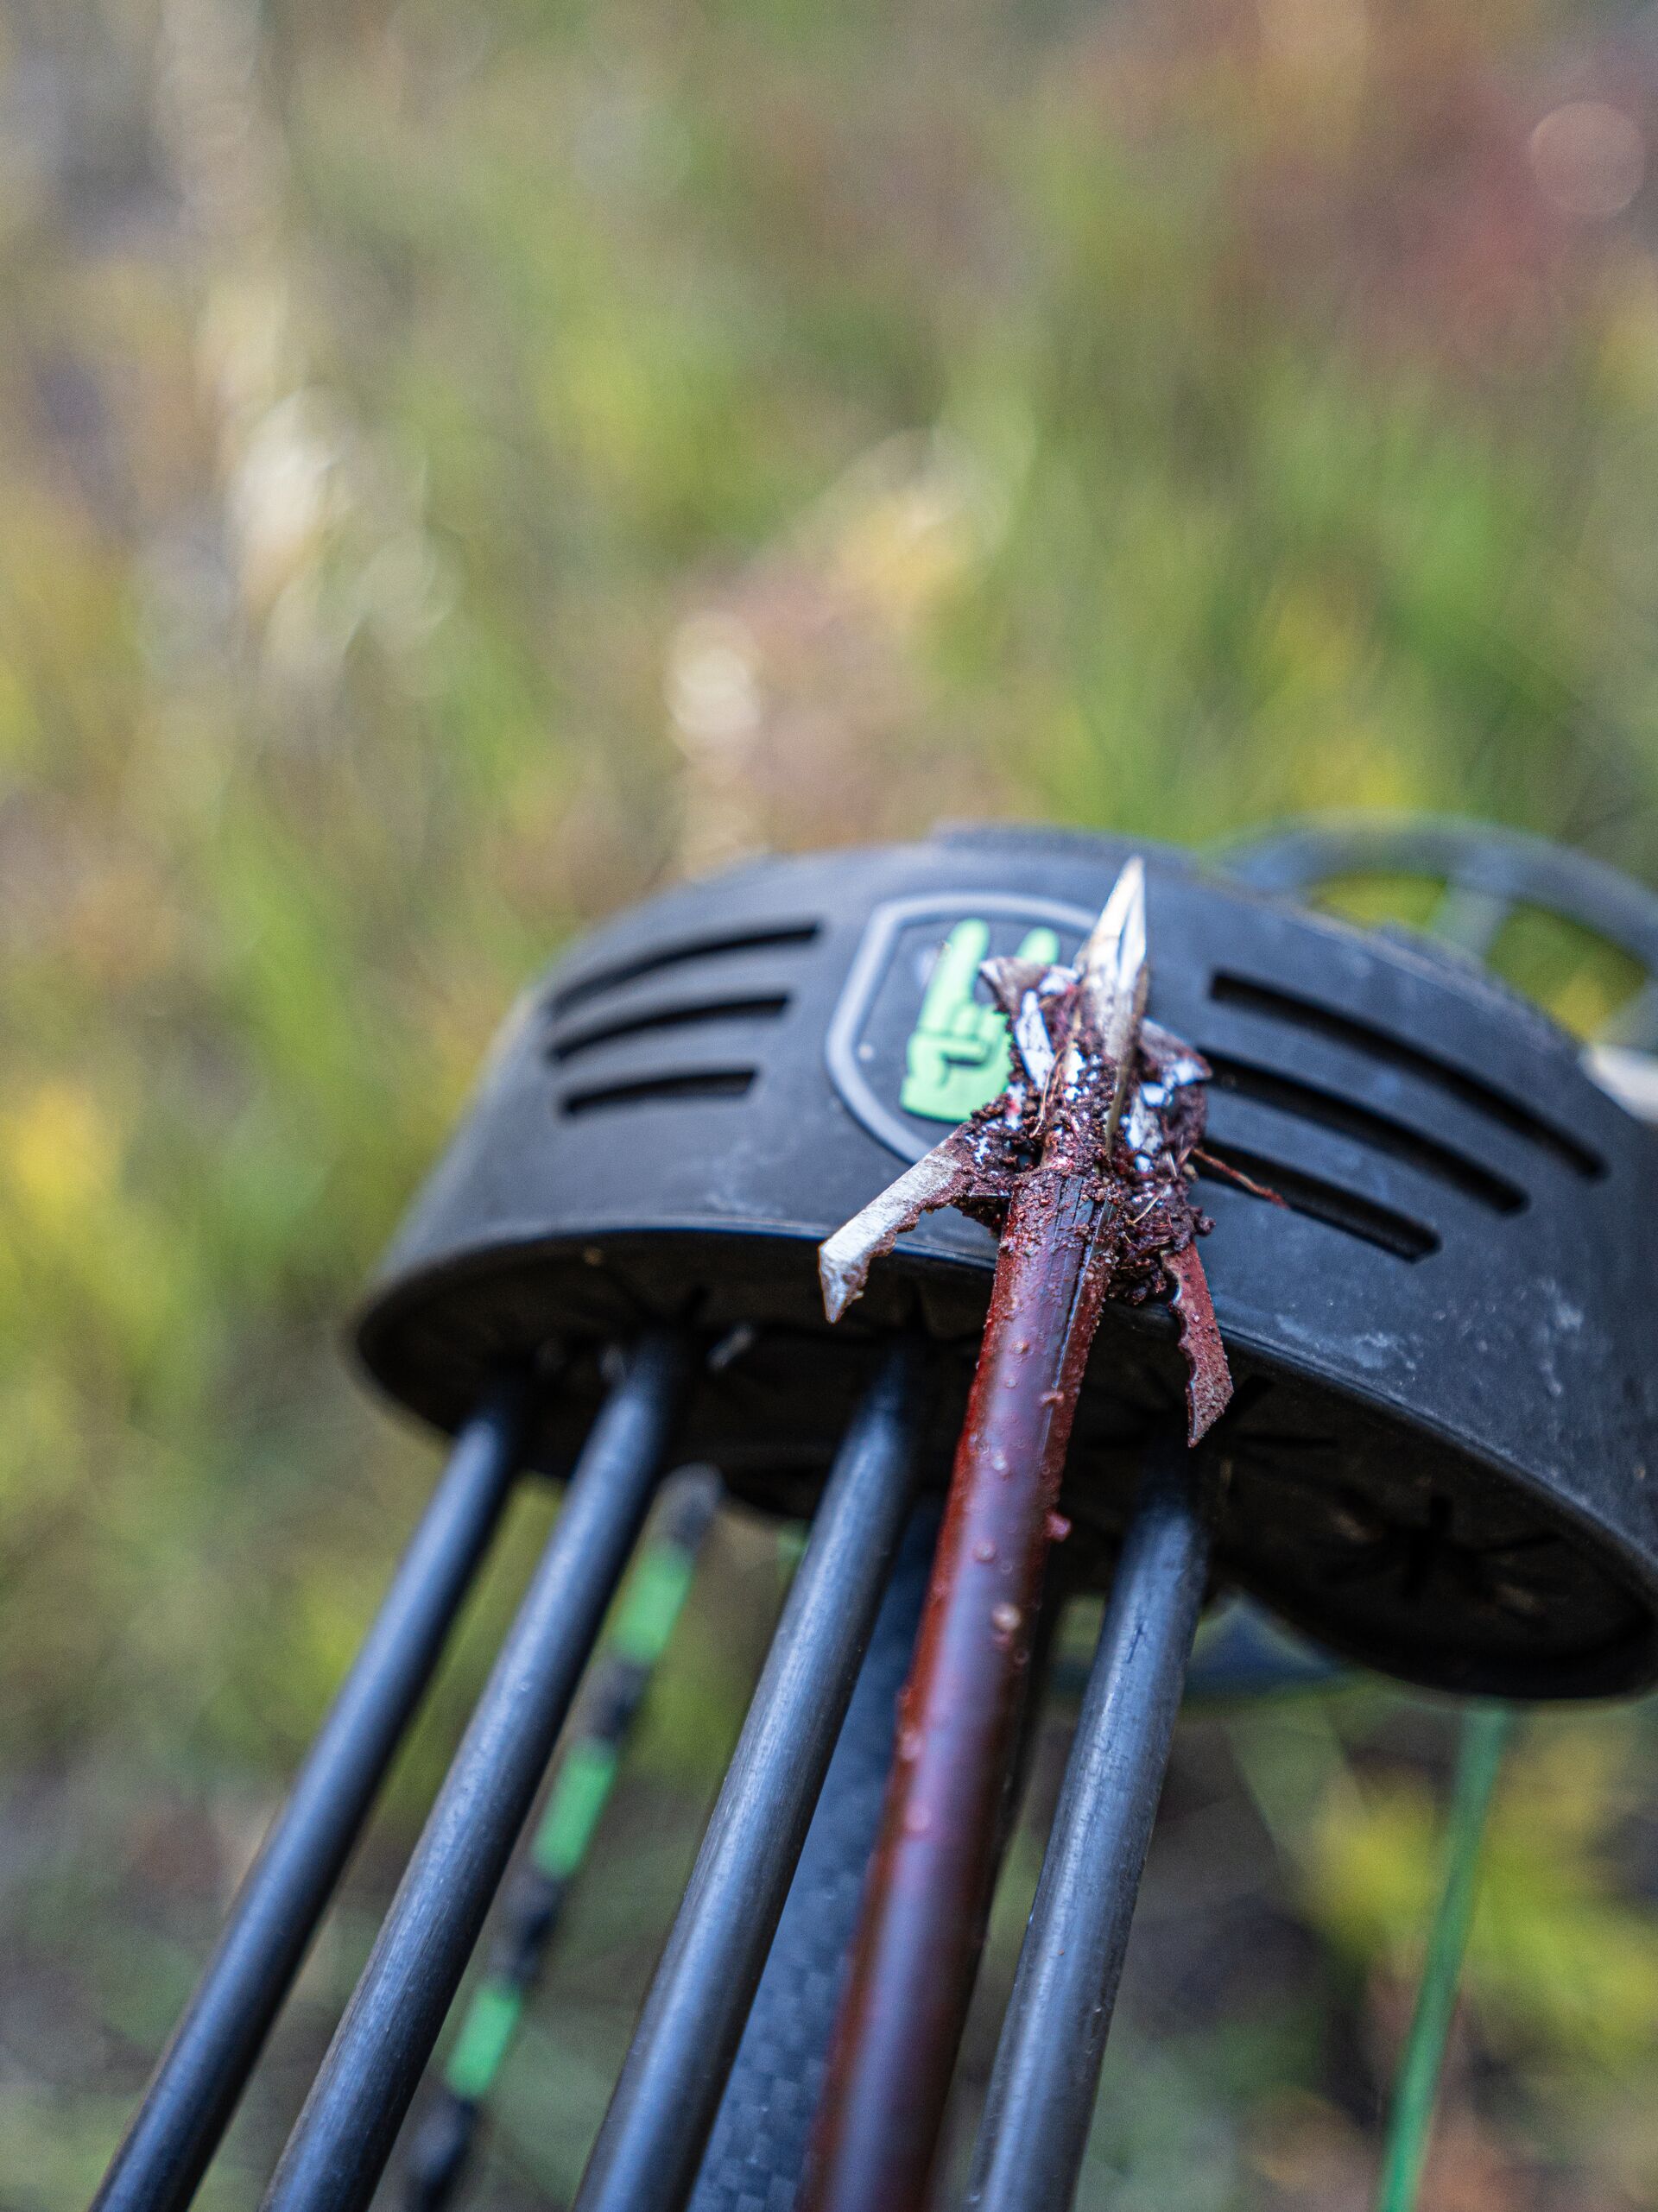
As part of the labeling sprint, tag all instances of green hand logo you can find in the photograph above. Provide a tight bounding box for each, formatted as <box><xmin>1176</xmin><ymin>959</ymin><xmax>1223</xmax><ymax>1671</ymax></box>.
<box><xmin>901</xmin><ymin>919</ymin><xmax>1061</xmax><ymax>1123</ymax></box>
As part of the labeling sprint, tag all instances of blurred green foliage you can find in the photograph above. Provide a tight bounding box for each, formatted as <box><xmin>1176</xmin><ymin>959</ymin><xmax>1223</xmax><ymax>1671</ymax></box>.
<box><xmin>4</xmin><ymin>0</ymin><xmax>1658</xmax><ymax>2204</ymax></box>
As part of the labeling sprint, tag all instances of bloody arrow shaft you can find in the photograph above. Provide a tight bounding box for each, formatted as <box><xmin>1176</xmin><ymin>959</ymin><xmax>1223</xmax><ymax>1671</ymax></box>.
<box><xmin>801</xmin><ymin>1169</ymin><xmax>1111</xmax><ymax>2212</ymax></box>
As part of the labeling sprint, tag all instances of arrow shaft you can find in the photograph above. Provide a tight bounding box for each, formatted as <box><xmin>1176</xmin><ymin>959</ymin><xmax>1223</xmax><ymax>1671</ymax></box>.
<box><xmin>801</xmin><ymin>1169</ymin><xmax>1111</xmax><ymax>2212</ymax></box>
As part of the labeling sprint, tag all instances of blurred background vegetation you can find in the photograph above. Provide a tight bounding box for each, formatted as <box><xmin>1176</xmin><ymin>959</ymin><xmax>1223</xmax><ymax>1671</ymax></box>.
<box><xmin>5</xmin><ymin>0</ymin><xmax>1658</xmax><ymax>2204</ymax></box>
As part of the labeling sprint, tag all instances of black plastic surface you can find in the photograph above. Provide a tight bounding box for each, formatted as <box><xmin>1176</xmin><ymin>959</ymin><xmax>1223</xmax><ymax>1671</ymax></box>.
<box><xmin>358</xmin><ymin>825</ymin><xmax>1658</xmax><ymax>1698</ymax></box>
<box><xmin>1228</xmin><ymin>814</ymin><xmax>1658</xmax><ymax>1046</ymax></box>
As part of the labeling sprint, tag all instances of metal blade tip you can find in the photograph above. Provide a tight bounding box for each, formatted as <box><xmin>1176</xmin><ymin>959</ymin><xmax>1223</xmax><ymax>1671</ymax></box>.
<box><xmin>1079</xmin><ymin>856</ymin><xmax>1148</xmax><ymax>996</ymax></box>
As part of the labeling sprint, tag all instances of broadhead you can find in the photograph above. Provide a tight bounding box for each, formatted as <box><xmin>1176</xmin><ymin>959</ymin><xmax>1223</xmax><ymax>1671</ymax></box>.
<box><xmin>818</xmin><ymin>1138</ymin><xmax>978</xmax><ymax>1321</ymax></box>
<box><xmin>1078</xmin><ymin>856</ymin><xmax>1147</xmax><ymax>1027</ymax></box>
<box><xmin>1073</xmin><ymin>856</ymin><xmax>1149</xmax><ymax>1137</ymax></box>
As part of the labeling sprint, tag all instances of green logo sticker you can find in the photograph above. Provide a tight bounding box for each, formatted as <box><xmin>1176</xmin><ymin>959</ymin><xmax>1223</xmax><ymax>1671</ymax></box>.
<box><xmin>901</xmin><ymin>920</ymin><xmax>1060</xmax><ymax>1122</ymax></box>
<box><xmin>824</xmin><ymin>888</ymin><xmax>1092</xmax><ymax>1160</ymax></box>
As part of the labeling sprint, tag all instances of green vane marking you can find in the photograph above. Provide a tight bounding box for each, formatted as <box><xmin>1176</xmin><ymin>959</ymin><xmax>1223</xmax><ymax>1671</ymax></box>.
<box><xmin>532</xmin><ymin>1736</ymin><xmax>620</xmax><ymax>1880</ymax></box>
<box><xmin>1375</xmin><ymin>1703</ymin><xmax>1513</xmax><ymax>2212</ymax></box>
<box><xmin>530</xmin><ymin>1530</ymin><xmax>701</xmax><ymax>1880</ymax></box>
<box><xmin>435</xmin><ymin>1520</ymin><xmax>706</xmax><ymax>2125</ymax></box>
<box><xmin>445</xmin><ymin>1981</ymin><xmax>524</xmax><ymax>2103</ymax></box>
<box><xmin>611</xmin><ymin>1543</ymin><xmax>697</xmax><ymax>1666</ymax></box>
<box><xmin>901</xmin><ymin>920</ymin><xmax>1060</xmax><ymax>1123</ymax></box>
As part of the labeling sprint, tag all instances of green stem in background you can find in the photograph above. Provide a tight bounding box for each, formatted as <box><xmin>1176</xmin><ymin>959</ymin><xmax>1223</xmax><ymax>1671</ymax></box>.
<box><xmin>1375</xmin><ymin>1703</ymin><xmax>1514</xmax><ymax>2212</ymax></box>
<box><xmin>401</xmin><ymin>1467</ymin><xmax>722</xmax><ymax>2212</ymax></box>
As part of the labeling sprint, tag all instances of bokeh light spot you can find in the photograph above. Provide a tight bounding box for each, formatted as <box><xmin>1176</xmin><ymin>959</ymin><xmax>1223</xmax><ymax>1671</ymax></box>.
<box><xmin>1529</xmin><ymin>101</ymin><xmax>1645</xmax><ymax>220</ymax></box>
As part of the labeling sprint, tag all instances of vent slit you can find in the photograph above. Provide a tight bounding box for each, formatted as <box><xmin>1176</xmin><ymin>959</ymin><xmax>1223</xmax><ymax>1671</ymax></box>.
<box><xmin>1205</xmin><ymin>1054</ymin><xmax>1526</xmax><ymax>1215</ymax></box>
<box><xmin>1209</xmin><ymin>973</ymin><xmax>1604</xmax><ymax>1180</ymax></box>
<box><xmin>1198</xmin><ymin>1142</ymin><xmax>1440</xmax><ymax>1261</ymax></box>
<box><xmin>549</xmin><ymin>995</ymin><xmax>790</xmax><ymax>1065</ymax></box>
<box><xmin>549</xmin><ymin>925</ymin><xmax>820</xmax><ymax>1019</ymax></box>
<box><xmin>560</xmin><ymin>1069</ymin><xmax>756</xmax><ymax>1116</ymax></box>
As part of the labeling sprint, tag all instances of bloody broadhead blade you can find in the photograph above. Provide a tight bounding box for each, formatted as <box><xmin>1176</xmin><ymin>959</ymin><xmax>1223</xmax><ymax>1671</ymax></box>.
<box><xmin>819</xmin><ymin>1144</ymin><xmax>978</xmax><ymax>1326</ymax></box>
<box><xmin>817</xmin><ymin>854</ymin><xmax>1228</xmax><ymax>1445</ymax></box>
<box><xmin>1060</xmin><ymin>851</ymin><xmax>1148</xmax><ymax>1142</ymax></box>
<box><xmin>802</xmin><ymin>857</ymin><xmax>1230</xmax><ymax>2212</ymax></box>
